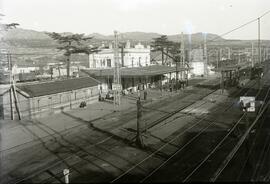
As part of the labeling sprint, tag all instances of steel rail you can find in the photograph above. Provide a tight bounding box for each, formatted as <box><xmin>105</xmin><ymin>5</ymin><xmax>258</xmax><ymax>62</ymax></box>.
<box><xmin>210</xmin><ymin>88</ymin><xmax>270</xmax><ymax>182</ymax></box>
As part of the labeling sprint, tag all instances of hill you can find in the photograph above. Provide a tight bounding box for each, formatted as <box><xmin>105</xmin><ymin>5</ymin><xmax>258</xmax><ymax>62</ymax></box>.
<box><xmin>4</xmin><ymin>28</ymin><xmax>223</xmax><ymax>42</ymax></box>
<box><xmin>1</xmin><ymin>28</ymin><xmax>269</xmax><ymax>50</ymax></box>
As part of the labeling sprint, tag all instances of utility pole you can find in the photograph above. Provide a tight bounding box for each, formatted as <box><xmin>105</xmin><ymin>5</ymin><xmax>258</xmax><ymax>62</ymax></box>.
<box><xmin>216</xmin><ymin>49</ymin><xmax>219</xmax><ymax>69</ymax></box>
<box><xmin>113</xmin><ymin>31</ymin><xmax>121</xmax><ymax>107</ymax></box>
<box><xmin>11</xmin><ymin>78</ymin><xmax>21</xmax><ymax>120</ymax></box>
<box><xmin>238</xmin><ymin>49</ymin><xmax>242</xmax><ymax>65</ymax></box>
<box><xmin>67</xmin><ymin>41</ymin><xmax>71</xmax><ymax>78</ymax></box>
<box><xmin>258</xmin><ymin>18</ymin><xmax>261</xmax><ymax>64</ymax></box>
<box><xmin>251</xmin><ymin>42</ymin><xmax>254</xmax><ymax>67</ymax></box>
<box><xmin>136</xmin><ymin>97</ymin><xmax>144</xmax><ymax>148</ymax></box>
<box><xmin>8</xmin><ymin>53</ymin><xmax>14</xmax><ymax>120</ymax></box>
<box><xmin>8</xmin><ymin>53</ymin><xmax>21</xmax><ymax>120</ymax></box>
<box><xmin>121</xmin><ymin>44</ymin><xmax>124</xmax><ymax>67</ymax></box>
<box><xmin>219</xmin><ymin>48</ymin><xmax>222</xmax><ymax>61</ymax></box>
<box><xmin>203</xmin><ymin>34</ymin><xmax>208</xmax><ymax>76</ymax></box>
<box><xmin>227</xmin><ymin>47</ymin><xmax>231</xmax><ymax>60</ymax></box>
<box><xmin>181</xmin><ymin>32</ymin><xmax>185</xmax><ymax>81</ymax></box>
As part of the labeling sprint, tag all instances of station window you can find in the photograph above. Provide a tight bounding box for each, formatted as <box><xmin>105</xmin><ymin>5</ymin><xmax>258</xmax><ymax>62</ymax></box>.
<box><xmin>139</xmin><ymin>57</ymin><xmax>142</xmax><ymax>67</ymax></box>
<box><xmin>107</xmin><ymin>59</ymin><xmax>111</xmax><ymax>67</ymax></box>
<box><xmin>93</xmin><ymin>59</ymin><xmax>96</xmax><ymax>68</ymax></box>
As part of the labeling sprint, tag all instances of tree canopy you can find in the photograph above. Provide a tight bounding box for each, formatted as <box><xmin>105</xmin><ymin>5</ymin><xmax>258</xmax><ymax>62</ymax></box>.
<box><xmin>46</xmin><ymin>32</ymin><xmax>99</xmax><ymax>77</ymax></box>
<box><xmin>151</xmin><ymin>35</ymin><xmax>181</xmax><ymax>65</ymax></box>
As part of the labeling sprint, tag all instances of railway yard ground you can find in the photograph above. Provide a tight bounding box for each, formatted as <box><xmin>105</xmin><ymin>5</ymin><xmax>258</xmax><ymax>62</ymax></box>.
<box><xmin>1</xmin><ymin>77</ymin><xmax>270</xmax><ymax>183</ymax></box>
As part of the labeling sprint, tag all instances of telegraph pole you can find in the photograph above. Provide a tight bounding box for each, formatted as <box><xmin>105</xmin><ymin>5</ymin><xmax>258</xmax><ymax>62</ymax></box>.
<box><xmin>203</xmin><ymin>34</ymin><xmax>208</xmax><ymax>76</ymax></box>
<box><xmin>113</xmin><ymin>31</ymin><xmax>121</xmax><ymax>107</ymax></box>
<box><xmin>7</xmin><ymin>53</ymin><xmax>14</xmax><ymax>120</ymax></box>
<box><xmin>251</xmin><ymin>42</ymin><xmax>254</xmax><ymax>67</ymax></box>
<box><xmin>216</xmin><ymin>49</ymin><xmax>219</xmax><ymax>69</ymax></box>
<box><xmin>181</xmin><ymin>32</ymin><xmax>185</xmax><ymax>81</ymax></box>
<box><xmin>136</xmin><ymin>97</ymin><xmax>144</xmax><ymax>148</ymax></box>
<box><xmin>238</xmin><ymin>50</ymin><xmax>241</xmax><ymax>65</ymax></box>
<box><xmin>227</xmin><ymin>47</ymin><xmax>231</xmax><ymax>60</ymax></box>
<box><xmin>8</xmin><ymin>53</ymin><xmax>21</xmax><ymax>120</ymax></box>
<box><xmin>258</xmin><ymin>18</ymin><xmax>261</xmax><ymax>64</ymax></box>
<box><xmin>219</xmin><ymin>48</ymin><xmax>222</xmax><ymax>61</ymax></box>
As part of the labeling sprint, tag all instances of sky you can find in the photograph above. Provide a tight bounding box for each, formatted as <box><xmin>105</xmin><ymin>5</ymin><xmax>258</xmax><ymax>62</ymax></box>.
<box><xmin>0</xmin><ymin>0</ymin><xmax>270</xmax><ymax>40</ymax></box>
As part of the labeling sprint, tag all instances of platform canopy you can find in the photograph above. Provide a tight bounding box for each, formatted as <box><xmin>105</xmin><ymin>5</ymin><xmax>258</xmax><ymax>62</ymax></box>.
<box><xmin>82</xmin><ymin>65</ymin><xmax>189</xmax><ymax>78</ymax></box>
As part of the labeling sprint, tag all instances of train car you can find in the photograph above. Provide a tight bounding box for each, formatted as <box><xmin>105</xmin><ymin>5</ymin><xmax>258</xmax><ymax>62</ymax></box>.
<box><xmin>237</xmin><ymin>67</ymin><xmax>252</xmax><ymax>88</ymax></box>
<box><xmin>262</xmin><ymin>59</ymin><xmax>270</xmax><ymax>86</ymax></box>
<box><xmin>250</xmin><ymin>67</ymin><xmax>263</xmax><ymax>80</ymax></box>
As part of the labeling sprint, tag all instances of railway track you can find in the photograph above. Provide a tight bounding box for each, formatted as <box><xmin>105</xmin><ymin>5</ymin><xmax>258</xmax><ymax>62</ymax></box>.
<box><xmin>2</xmin><ymin>80</ymin><xmax>261</xmax><ymax>183</ymax></box>
<box><xmin>110</xmin><ymin>80</ymin><xmax>268</xmax><ymax>182</ymax></box>
<box><xmin>3</xmin><ymin>88</ymin><xmax>217</xmax><ymax>183</ymax></box>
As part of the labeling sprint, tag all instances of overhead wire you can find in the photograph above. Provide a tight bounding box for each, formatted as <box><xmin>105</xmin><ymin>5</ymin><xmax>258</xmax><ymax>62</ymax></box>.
<box><xmin>131</xmin><ymin>10</ymin><xmax>270</xmax><ymax>182</ymax></box>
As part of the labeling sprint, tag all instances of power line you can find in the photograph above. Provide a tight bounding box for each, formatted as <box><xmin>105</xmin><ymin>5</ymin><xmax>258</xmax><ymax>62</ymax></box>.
<box><xmin>209</xmin><ymin>87</ymin><xmax>270</xmax><ymax>182</ymax></box>
<box><xmin>259</xmin><ymin>9</ymin><xmax>270</xmax><ymax>18</ymax></box>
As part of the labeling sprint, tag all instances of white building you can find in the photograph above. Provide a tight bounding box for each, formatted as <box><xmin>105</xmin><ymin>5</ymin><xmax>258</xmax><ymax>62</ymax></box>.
<box><xmin>12</xmin><ymin>64</ymin><xmax>39</xmax><ymax>74</ymax></box>
<box><xmin>88</xmin><ymin>41</ymin><xmax>151</xmax><ymax>69</ymax></box>
<box><xmin>52</xmin><ymin>65</ymin><xmax>86</xmax><ymax>78</ymax></box>
<box><xmin>190</xmin><ymin>49</ymin><xmax>206</xmax><ymax>76</ymax></box>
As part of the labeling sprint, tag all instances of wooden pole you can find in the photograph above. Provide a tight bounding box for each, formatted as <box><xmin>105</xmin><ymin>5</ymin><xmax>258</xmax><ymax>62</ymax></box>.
<box><xmin>8</xmin><ymin>53</ymin><xmax>14</xmax><ymax>120</ymax></box>
<box><xmin>136</xmin><ymin>98</ymin><xmax>144</xmax><ymax>148</ymax></box>
<box><xmin>9</xmin><ymin>88</ymin><xmax>14</xmax><ymax>120</ymax></box>
<box><xmin>10</xmin><ymin>53</ymin><xmax>21</xmax><ymax>120</ymax></box>
<box><xmin>258</xmin><ymin>18</ymin><xmax>261</xmax><ymax>64</ymax></box>
<box><xmin>221</xmin><ymin>71</ymin><xmax>224</xmax><ymax>94</ymax></box>
<box><xmin>12</xmin><ymin>85</ymin><xmax>21</xmax><ymax>120</ymax></box>
<box><xmin>67</xmin><ymin>41</ymin><xmax>71</xmax><ymax>78</ymax></box>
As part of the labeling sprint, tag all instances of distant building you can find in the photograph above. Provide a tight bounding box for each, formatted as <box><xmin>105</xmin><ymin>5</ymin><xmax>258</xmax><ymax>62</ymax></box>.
<box><xmin>51</xmin><ymin>65</ymin><xmax>87</xmax><ymax>78</ymax></box>
<box><xmin>88</xmin><ymin>41</ymin><xmax>151</xmax><ymax>69</ymax></box>
<box><xmin>1</xmin><ymin>77</ymin><xmax>100</xmax><ymax>119</ymax></box>
<box><xmin>12</xmin><ymin>64</ymin><xmax>40</xmax><ymax>74</ymax></box>
<box><xmin>190</xmin><ymin>49</ymin><xmax>206</xmax><ymax>76</ymax></box>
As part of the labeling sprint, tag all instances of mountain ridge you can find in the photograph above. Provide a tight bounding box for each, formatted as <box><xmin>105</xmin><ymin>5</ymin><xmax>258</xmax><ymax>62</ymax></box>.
<box><xmin>3</xmin><ymin>28</ymin><xmax>224</xmax><ymax>42</ymax></box>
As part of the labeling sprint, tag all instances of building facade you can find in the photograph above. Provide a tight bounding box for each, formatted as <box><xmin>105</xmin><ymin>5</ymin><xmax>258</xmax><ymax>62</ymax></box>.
<box><xmin>89</xmin><ymin>41</ymin><xmax>151</xmax><ymax>69</ymax></box>
<box><xmin>190</xmin><ymin>49</ymin><xmax>206</xmax><ymax>76</ymax></box>
<box><xmin>81</xmin><ymin>65</ymin><xmax>187</xmax><ymax>94</ymax></box>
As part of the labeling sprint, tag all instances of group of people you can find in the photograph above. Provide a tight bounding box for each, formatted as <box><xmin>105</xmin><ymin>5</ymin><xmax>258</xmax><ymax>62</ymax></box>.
<box><xmin>162</xmin><ymin>80</ymin><xmax>188</xmax><ymax>92</ymax></box>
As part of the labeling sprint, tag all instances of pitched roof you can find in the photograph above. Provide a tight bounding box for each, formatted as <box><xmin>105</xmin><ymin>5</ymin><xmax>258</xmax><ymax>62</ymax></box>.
<box><xmin>82</xmin><ymin>65</ymin><xmax>188</xmax><ymax>78</ymax></box>
<box><xmin>17</xmin><ymin>77</ymin><xmax>100</xmax><ymax>98</ymax></box>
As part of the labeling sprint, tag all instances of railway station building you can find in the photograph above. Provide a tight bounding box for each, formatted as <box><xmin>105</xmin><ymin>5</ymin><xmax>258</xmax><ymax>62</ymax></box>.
<box><xmin>81</xmin><ymin>65</ymin><xmax>188</xmax><ymax>94</ymax></box>
<box><xmin>85</xmin><ymin>41</ymin><xmax>190</xmax><ymax>93</ymax></box>
<box><xmin>88</xmin><ymin>41</ymin><xmax>151</xmax><ymax>69</ymax></box>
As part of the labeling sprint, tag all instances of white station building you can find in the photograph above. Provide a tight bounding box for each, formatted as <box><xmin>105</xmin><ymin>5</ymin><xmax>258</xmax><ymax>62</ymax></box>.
<box><xmin>88</xmin><ymin>41</ymin><xmax>151</xmax><ymax>69</ymax></box>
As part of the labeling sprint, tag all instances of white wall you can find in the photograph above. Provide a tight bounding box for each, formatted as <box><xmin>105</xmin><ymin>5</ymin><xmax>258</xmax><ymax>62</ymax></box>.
<box><xmin>13</xmin><ymin>65</ymin><xmax>39</xmax><ymax>74</ymax></box>
<box><xmin>89</xmin><ymin>43</ymin><xmax>151</xmax><ymax>69</ymax></box>
<box><xmin>191</xmin><ymin>62</ymin><xmax>205</xmax><ymax>76</ymax></box>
